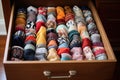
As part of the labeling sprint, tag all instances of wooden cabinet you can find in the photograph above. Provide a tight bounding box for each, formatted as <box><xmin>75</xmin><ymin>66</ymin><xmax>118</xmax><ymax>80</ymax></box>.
<box><xmin>96</xmin><ymin>0</ymin><xmax>120</xmax><ymax>51</ymax></box>
<box><xmin>3</xmin><ymin>0</ymin><xmax>116</xmax><ymax>80</ymax></box>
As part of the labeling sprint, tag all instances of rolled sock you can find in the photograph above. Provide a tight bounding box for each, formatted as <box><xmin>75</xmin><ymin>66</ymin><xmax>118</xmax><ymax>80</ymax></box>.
<box><xmin>85</xmin><ymin>16</ymin><xmax>94</xmax><ymax>24</ymax></box>
<box><xmin>17</xmin><ymin>8</ymin><xmax>26</xmax><ymax>14</ymax></box>
<box><xmin>83</xmin><ymin>46</ymin><xmax>95</xmax><ymax>60</ymax></box>
<box><xmin>58</xmin><ymin>42</ymin><xmax>69</xmax><ymax>48</ymax></box>
<box><xmin>87</xmin><ymin>22</ymin><xmax>96</xmax><ymax>31</ymax></box>
<box><xmin>36</xmin><ymin>34</ymin><xmax>46</xmax><ymax>46</ymax></box>
<box><xmin>47</xmin><ymin>48</ymin><xmax>60</xmax><ymax>61</ymax></box>
<box><xmin>36</xmin><ymin>21</ymin><xmax>45</xmax><ymax>33</ymax></box>
<box><xmin>68</xmin><ymin>30</ymin><xmax>80</xmax><ymax>42</ymax></box>
<box><xmin>48</xmin><ymin>45</ymin><xmax>58</xmax><ymax>50</ymax></box>
<box><xmin>70</xmin><ymin>41</ymin><xmax>81</xmax><ymax>49</ymax></box>
<box><xmin>87</xmin><ymin>22</ymin><xmax>98</xmax><ymax>35</ymax></box>
<box><xmin>24</xmin><ymin>44</ymin><xmax>35</xmax><ymax>51</ymax></box>
<box><xmin>13</xmin><ymin>35</ymin><xmax>24</xmax><ymax>47</ymax></box>
<box><xmin>71</xmin><ymin>47</ymin><xmax>83</xmax><ymax>60</ymax></box>
<box><xmin>47</xmin><ymin>32</ymin><xmax>58</xmax><ymax>42</ymax></box>
<box><xmin>46</xmin><ymin>19</ymin><xmax>56</xmax><ymax>29</ymax></box>
<box><xmin>17</xmin><ymin>13</ymin><xmax>26</xmax><ymax>20</ymax></box>
<box><xmin>36</xmin><ymin>44</ymin><xmax>46</xmax><ymax>48</ymax></box>
<box><xmin>81</xmin><ymin>31</ymin><xmax>90</xmax><ymax>39</ymax></box>
<box><xmin>36</xmin><ymin>26</ymin><xmax>46</xmax><ymax>46</ymax></box>
<box><xmin>93</xmin><ymin>46</ymin><xmax>105</xmax><ymax>55</ymax></box>
<box><xmin>93</xmin><ymin>46</ymin><xmax>107</xmax><ymax>60</ymax></box>
<box><xmin>64</xmin><ymin>6</ymin><xmax>73</xmax><ymax>14</ymax></box>
<box><xmin>57</xmin><ymin>48</ymin><xmax>70</xmax><ymax>56</ymax></box>
<box><xmin>73</xmin><ymin>34</ymin><xmax>80</xmax><ymax>41</ymax></box>
<box><xmin>15</xmin><ymin>17</ymin><xmax>26</xmax><ymax>25</ymax></box>
<box><xmin>11</xmin><ymin>46</ymin><xmax>24</xmax><ymax>60</ymax></box>
<box><xmin>25</xmin><ymin>40</ymin><xmax>36</xmax><ymax>46</ymax></box>
<box><xmin>70</xmin><ymin>42</ymin><xmax>81</xmax><ymax>49</ymax></box>
<box><xmin>73</xmin><ymin>5</ymin><xmax>86</xmax><ymax>25</ymax></box>
<box><xmin>56</xmin><ymin>24</ymin><xmax>68</xmax><ymax>37</ymax></box>
<box><xmin>92</xmin><ymin>42</ymin><xmax>103</xmax><ymax>47</ymax></box>
<box><xmin>57</xmin><ymin>19</ymin><xmax>65</xmax><ymax>25</ymax></box>
<box><xmin>47</xmin><ymin>28</ymin><xmax>56</xmax><ymax>34</ymax></box>
<box><xmin>88</xmin><ymin>29</ymin><xmax>99</xmax><ymax>35</ymax></box>
<box><xmin>38</xmin><ymin>7</ymin><xmax>47</xmax><ymax>16</ymax></box>
<box><xmin>25</xmin><ymin>30</ymin><xmax>36</xmax><ymax>37</ymax></box>
<box><xmin>36</xmin><ymin>26</ymin><xmax>46</xmax><ymax>37</ymax></box>
<box><xmin>73</xmin><ymin>5</ymin><xmax>84</xmax><ymax>18</ymax></box>
<box><xmin>24</xmin><ymin>49</ymin><xmax>35</xmax><ymax>60</ymax></box>
<box><xmin>77</xmin><ymin>22</ymin><xmax>87</xmax><ymax>34</ymax></box>
<box><xmin>66</xmin><ymin>20</ymin><xmax>77</xmax><ymax>32</ymax></box>
<box><xmin>26</xmin><ymin>21</ymin><xmax>35</xmax><ymax>30</ymax></box>
<box><xmin>57</xmin><ymin>36</ymin><xmax>69</xmax><ymax>45</ymax></box>
<box><xmin>35</xmin><ymin>47</ymin><xmax>47</xmax><ymax>61</ymax></box>
<box><xmin>65</xmin><ymin>13</ymin><xmax>74</xmax><ymax>23</ymax></box>
<box><xmin>35</xmin><ymin>54</ymin><xmax>47</xmax><ymax>61</ymax></box>
<box><xmin>91</xmin><ymin>33</ymin><xmax>101</xmax><ymax>43</ymax></box>
<box><xmin>25</xmin><ymin>26</ymin><xmax>36</xmax><ymax>33</ymax></box>
<box><xmin>82</xmin><ymin>38</ymin><xmax>91</xmax><ymax>48</ymax></box>
<box><xmin>47</xmin><ymin>7</ymin><xmax>56</xmax><ymax>16</ymax></box>
<box><xmin>47</xmin><ymin>40</ymin><xmax>58</xmax><ymax>48</ymax></box>
<box><xmin>15</xmin><ymin>24</ymin><xmax>25</xmax><ymax>32</ymax></box>
<box><xmin>75</xmin><ymin>16</ymin><xmax>86</xmax><ymax>25</ymax></box>
<box><xmin>25</xmin><ymin>35</ymin><xmax>36</xmax><ymax>43</ymax></box>
<box><xmin>82</xmin><ymin>10</ymin><xmax>92</xmax><ymax>17</ymax></box>
<box><xmin>69</xmin><ymin>34</ymin><xmax>81</xmax><ymax>48</ymax></box>
<box><xmin>64</xmin><ymin>6</ymin><xmax>74</xmax><ymax>22</ymax></box>
<box><xmin>36</xmin><ymin>14</ymin><xmax>46</xmax><ymax>23</ymax></box>
<box><xmin>56</xmin><ymin>6</ymin><xmax>65</xmax><ymax>20</ymax></box>
<box><xmin>14</xmin><ymin>31</ymin><xmax>25</xmax><ymax>47</ymax></box>
<box><xmin>35</xmin><ymin>47</ymin><xmax>48</xmax><ymax>55</ymax></box>
<box><xmin>27</xmin><ymin>11</ymin><xmax>36</xmax><ymax>22</ymax></box>
<box><xmin>61</xmin><ymin>53</ymin><xmax>72</xmax><ymax>61</ymax></box>
<box><xmin>46</xmin><ymin>14</ymin><xmax>56</xmax><ymax>29</ymax></box>
<box><xmin>27</xmin><ymin>6</ymin><xmax>37</xmax><ymax>14</ymax></box>
<box><xmin>14</xmin><ymin>30</ymin><xmax>25</xmax><ymax>38</ymax></box>
<box><xmin>96</xmin><ymin>53</ymin><xmax>107</xmax><ymax>60</ymax></box>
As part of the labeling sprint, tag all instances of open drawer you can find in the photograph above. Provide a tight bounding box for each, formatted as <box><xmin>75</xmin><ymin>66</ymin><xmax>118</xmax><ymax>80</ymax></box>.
<box><xmin>3</xmin><ymin>0</ymin><xmax>116</xmax><ymax>80</ymax></box>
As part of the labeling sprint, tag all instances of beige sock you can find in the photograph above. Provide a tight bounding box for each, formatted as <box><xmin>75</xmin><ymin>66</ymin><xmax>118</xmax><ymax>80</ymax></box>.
<box><xmin>47</xmin><ymin>48</ymin><xmax>60</xmax><ymax>61</ymax></box>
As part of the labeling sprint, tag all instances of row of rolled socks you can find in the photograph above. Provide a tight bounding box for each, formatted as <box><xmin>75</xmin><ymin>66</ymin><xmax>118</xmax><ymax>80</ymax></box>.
<box><xmin>11</xmin><ymin>5</ymin><xmax>108</xmax><ymax>61</ymax></box>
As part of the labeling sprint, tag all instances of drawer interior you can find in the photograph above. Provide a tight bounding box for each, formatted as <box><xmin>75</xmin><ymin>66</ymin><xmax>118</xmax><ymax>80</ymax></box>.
<box><xmin>4</xmin><ymin>0</ymin><xmax>116</xmax><ymax>63</ymax></box>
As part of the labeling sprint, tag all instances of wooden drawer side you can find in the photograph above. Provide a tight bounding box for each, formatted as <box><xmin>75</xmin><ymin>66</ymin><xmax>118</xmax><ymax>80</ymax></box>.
<box><xmin>3</xmin><ymin>4</ymin><xmax>15</xmax><ymax>62</ymax></box>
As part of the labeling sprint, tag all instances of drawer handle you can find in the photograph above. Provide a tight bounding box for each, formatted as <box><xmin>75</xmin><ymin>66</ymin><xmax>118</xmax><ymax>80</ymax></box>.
<box><xmin>43</xmin><ymin>70</ymin><xmax>77</xmax><ymax>79</ymax></box>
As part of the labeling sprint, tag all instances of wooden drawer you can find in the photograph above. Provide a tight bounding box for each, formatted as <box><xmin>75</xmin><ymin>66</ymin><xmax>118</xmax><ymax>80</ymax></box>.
<box><xmin>3</xmin><ymin>0</ymin><xmax>116</xmax><ymax>80</ymax></box>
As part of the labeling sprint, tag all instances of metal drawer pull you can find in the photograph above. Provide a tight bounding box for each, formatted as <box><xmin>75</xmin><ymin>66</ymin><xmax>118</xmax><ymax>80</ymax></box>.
<box><xmin>43</xmin><ymin>70</ymin><xmax>77</xmax><ymax>79</ymax></box>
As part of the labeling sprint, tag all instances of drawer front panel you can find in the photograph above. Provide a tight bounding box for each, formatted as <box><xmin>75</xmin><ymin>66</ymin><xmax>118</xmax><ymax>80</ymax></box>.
<box><xmin>5</xmin><ymin>62</ymin><xmax>115</xmax><ymax>80</ymax></box>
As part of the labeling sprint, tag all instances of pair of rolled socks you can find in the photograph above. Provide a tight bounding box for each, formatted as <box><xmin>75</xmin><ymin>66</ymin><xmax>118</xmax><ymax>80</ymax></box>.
<box><xmin>11</xmin><ymin>46</ymin><xmax>24</xmax><ymax>60</ymax></box>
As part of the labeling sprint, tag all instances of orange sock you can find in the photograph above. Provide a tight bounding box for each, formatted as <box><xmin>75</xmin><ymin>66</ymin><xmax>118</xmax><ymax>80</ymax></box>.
<box><xmin>56</xmin><ymin>6</ymin><xmax>65</xmax><ymax>20</ymax></box>
<box><xmin>47</xmin><ymin>40</ymin><xmax>57</xmax><ymax>47</ymax></box>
